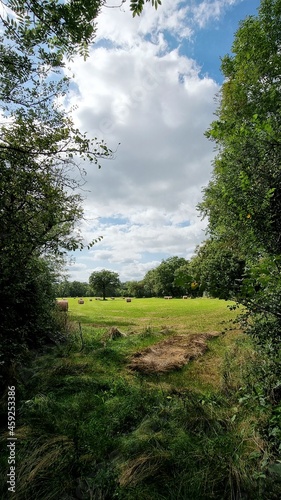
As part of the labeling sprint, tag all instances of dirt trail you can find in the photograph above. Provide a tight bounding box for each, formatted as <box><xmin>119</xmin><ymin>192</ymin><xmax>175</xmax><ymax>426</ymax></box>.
<box><xmin>129</xmin><ymin>332</ymin><xmax>220</xmax><ymax>374</ymax></box>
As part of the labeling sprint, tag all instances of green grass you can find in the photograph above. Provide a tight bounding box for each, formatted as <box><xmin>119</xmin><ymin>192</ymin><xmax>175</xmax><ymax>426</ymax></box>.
<box><xmin>65</xmin><ymin>296</ymin><xmax>238</xmax><ymax>333</ymax></box>
<box><xmin>63</xmin><ymin>297</ymin><xmax>242</xmax><ymax>393</ymax></box>
<box><xmin>1</xmin><ymin>298</ymin><xmax>276</xmax><ymax>499</ymax></box>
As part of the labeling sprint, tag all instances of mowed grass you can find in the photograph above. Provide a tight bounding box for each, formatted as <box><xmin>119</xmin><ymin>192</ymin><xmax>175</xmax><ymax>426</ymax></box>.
<box><xmin>60</xmin><ymin>296</ymin><xmax>244</xmax><ymax>392</ymax></box>
<box><xmin>64</xmin><ymin>296</ymin><xmax>240</xmax><ymax>334</ymax></box>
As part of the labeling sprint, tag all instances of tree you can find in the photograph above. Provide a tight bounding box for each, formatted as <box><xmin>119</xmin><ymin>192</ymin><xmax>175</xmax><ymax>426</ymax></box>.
<box><xmin>124</xmin><ymin>280</ymin><xmax>145</xmax><ymax>297</ymax></box>
<box><xmin>155</xmin><ymin>257</ymin><xmax>188</xmax><ymax>297</ymax></box>
<box><xmin>0</xmin><ymin>2</ymin><xmax>162</xmax><ymax>60</ymax></box>
<box><xmin>199</xmin><ymin>0</ymin><xmax>281</xmax><ymax>306</ymax></box>
<box><xmin>89</xmin><ymin>270</ymin><xmax>121</xmax><ymax>300</ymax></box>
<box><xmin>200</xmin><ymin>0</ymin><xmax>281</xmax><ymax>258</ymax></box>
<box><xmin>174</xmin><ymin>262</ymin><xmax>202</xmax><ymax>298</ymax></box>
<box><xmin>0</xmin><ymin>256</ymin><xmax>61</xmax><ymax>369</ymax></box>
<box><xmin>142</xmin><ymin>257</ymin><xmax>189</xmax><ymax>297</ymax></box>
<box><xmin>188</xmin><ymin>240</ymin><xmax>245</xmax><ymax>300</ymax></box>
<box><xmin>55</xmin><ymin>279</ymin><xmax>71</xmax><ymax>298</ymax></box>
<box><xmin>198</xmin><ymin>0</ymin><xmax>281</xmax><ymax>450</ymax></box>
<box><xmin>142</xmin><ymin>268</ymin><xmax>158</xmax><ymax>297</ymax></box>
<box><xmin>69</xmin><ymin>281</ymin><xmax>91</xmax><ymax>297</ymax></box>
<box><xmin>0</xmin><ymin>0</ymin><xmax>161</xmax><ymax>373</ymax></box>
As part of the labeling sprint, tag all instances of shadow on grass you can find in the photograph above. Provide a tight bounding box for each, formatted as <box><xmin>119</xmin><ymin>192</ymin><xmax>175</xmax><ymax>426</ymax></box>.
<box><xmin>70</xmin><ymin>316</ymin><xmax>137</xmax><ymax>328</ymax></box>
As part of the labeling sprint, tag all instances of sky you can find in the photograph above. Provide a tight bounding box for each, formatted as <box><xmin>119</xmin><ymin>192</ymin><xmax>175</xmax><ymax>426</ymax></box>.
<box><xmin>64</xmin><ymin>0</ymin><xmax>260</xmax><ymax>283</ymax></box>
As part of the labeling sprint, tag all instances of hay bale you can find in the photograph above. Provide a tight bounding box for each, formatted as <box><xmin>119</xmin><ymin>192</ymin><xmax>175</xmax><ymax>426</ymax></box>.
<box><xmin>182</xmin><ymin>295</ymin><xmax>188</xmax><ymax>299</ymax></box>
<box><xmin>78</xmin><ymin>299</ymin><xmax>84</xmax><ymax>304</ymax></box>
<box><xmin>56</xmin><ymin>300</ymin><xmax>68</xmax><ymax>311</ymax></box>
<box><xmin>126</xmin><ymin>298</ymin><xmax>132</xmax><ymax>302</ymax></box>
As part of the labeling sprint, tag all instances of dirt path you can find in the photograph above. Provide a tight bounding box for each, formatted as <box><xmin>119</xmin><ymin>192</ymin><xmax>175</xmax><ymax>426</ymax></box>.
<box><xmin>129</xmin><ymin>332</ymin><xmax>220</xmax><ymax>373</ymax></box>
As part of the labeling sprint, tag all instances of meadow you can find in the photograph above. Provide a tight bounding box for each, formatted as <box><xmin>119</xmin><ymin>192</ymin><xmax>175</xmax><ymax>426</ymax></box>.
<box><xmin>66</xmin><ymin>296</ymin><xmax>238</xmax><ymax>334</ymax></box>
<box><xmin>65</xmin><ymin>296</ymin><xmax>243</xmax><ymax>392</ymax></box>
<box><xmin>1</xmin><ymin>297</ymin><xmax>275</xmax><ymax>499</ymax></box>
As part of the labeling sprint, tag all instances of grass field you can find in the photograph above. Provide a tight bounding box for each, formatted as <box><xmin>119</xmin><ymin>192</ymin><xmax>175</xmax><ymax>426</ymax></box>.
<box><xmin>65</xmin><ymin>296</ymin><xmax>239</xmax><ymax>333</ymax></box>
<box><xmin>63</xmin><ymin>296</ymin><xmax>243</xmax><ymax>392</ymax></box>
<box><xmin>3</xmin><ymin>297</ymin><xmax>272</xmax><ymax>499</ymax></box>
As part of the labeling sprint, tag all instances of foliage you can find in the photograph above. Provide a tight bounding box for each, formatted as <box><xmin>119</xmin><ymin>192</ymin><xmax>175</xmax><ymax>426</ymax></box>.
<box><xmin>201</xmin><ymin>0</ymin><xmax>281</xmax><ymax>257</ymax></box>
<box><xmin>0</xmin><ymin>0</ymin><xmax>104</xmax><ymax>60</ymax></box>
<box><xmin>130</xmin><ymin>0</ymin><xmax>162</xmax><ymax>17</ymax></box>
<box><xmin>89</xmin><ymin>269</ymin><xmax>121</xmax><ymax>299</ymax></box>
<box><xmin>0</xmin><ymin>0</ymin><xmax>115</xmax><ymax>370</ymax></box>
<box><xmin>142</xmin><ymin>256</ymin><xmax>190</xmax><ymax>297</ymax></box>
<box><xmin>188</xmin><ymin>239</ymin><xmax>246</xmax><ymax>300</ymax></box>
<box><xmin>55</xmin><ymin>280</ymin><xmax>91</xmax><ymax>298</ymax></box>
<box><xmin>198</xmin><ymin>0</ymin><xmax>281</xmax><ymax>468</ymax></box>
<box><xmin>0</xmin><ymin>0</ymin><xmax>163</xmax><ymax>371</ymax></box>
<box><xmin>142</xmin><ymin>268</ymin><xmax>159</xmax><ymax>297</ymax></box>
<box><xmin>0</xmin><ymin>257</ymin><xmax>65</xmax><ymax>387</ymax></box>
<box><xmin>199</xmin><ymin>0</ymin><xmax>281</xmax><ymax>327</ymax></box>
<box><xmin>122</xmin><ymin>280</ymin><xmax>146</xmax><ymax>297</ymax></box>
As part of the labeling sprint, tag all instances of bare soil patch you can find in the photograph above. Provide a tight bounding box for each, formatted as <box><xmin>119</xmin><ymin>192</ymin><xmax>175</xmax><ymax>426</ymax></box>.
<box><xmin>129</xmin><ymin>333</ymin><xmax>220</xmax><ymax>374</ymax></box>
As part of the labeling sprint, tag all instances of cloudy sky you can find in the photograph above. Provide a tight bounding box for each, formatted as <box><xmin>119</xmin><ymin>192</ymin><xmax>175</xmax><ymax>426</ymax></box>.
<box><xmin>65</xmin><ymin>0</ymin><xmax>260</xmax><ymax>283</ymax></box>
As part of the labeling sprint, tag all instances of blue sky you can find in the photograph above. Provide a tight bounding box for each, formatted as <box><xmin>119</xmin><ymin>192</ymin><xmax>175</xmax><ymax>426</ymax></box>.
<box><xmin>65</xmin><ymin>0</ymin><xmax>260</xmax><ymax>283</ymax></box>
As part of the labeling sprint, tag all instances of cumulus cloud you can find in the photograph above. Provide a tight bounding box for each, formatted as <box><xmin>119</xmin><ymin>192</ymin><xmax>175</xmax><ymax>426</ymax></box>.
<box><xmin>63</xmin><ymin>0</ymin><xmax>243</xmax><ymax>282</ymax></box>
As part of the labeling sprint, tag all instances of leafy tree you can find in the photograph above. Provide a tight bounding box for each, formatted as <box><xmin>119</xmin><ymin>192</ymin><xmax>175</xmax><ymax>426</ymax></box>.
<box><xmin>0</xmin><ymin>1</ymin><xmax>161</xmax><ymax>58</ymax></box>
<box><xmin>174</xmin><ymin>262</ymin><xmax>202</xmax><ymax>298</ymax></box>
<box><xmin>124</xmin><ymin>280</ymin><xmax>145</xmax><ymax>297</ymax></box>
<box><xmin>55</xmin><ymin>279</ymin><xmax>71</xmax><ymax>298</ymax></box>
<box><xmin>142</xmin><ymin>258</ymin><xmax>189</xmax><ymax>297</ymax></box>
<box><xmin>69</xmin><ymin>281</ymin><xmax>91</xmax><ymax>298</ymax></box>
<box><xmin>89</xmin><ymin>270</ymin><xmax>121</xmax><ymax>300</ymax></box>
<box><xmin>130</xmin><ymin>0</ymin><xmax>162</xmax><ymax>17</ymax></box>
<box><xmin>199</xmin><ymin>0</ymin><xmax>281</xmax><ymax>307</ymax></box>
<box><xmin>188</xmin><ymin>240</ymin><xmax>245</xmax><ymax>300</ymax></box>
<box><xmin>142</xmin><ymin>268</ymin><xmax>158</xmax><ymax>297</ymax></box>
<box><xmin>199</xmin><ymin>0</ymin><xmax>281</xmax><ymax>454</ymax></box>
<box><xmin>0</xmin><ymin>0</ymin><xmax>160</xmax><ymax>373</ymax></box>
<box><xmin>155</xmin><ymin>256</ymin><xmax>188</xmax><ymax>297</ymax></box>
<box><xmin>200</xmin><ymin>0</ymin><xmax>281</xmax><ymax>258</ymax></box>
<box><xmin>0</xmin><ymin>257</ymin><xmax>61</xmax><ymax>380</ymax></box>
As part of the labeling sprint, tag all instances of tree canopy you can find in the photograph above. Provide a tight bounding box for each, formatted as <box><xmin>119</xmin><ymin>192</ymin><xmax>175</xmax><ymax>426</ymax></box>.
<box><xmin>199</xmin><ymin>0</ymin><xmax>281</xmax><ymax>381</ymax></box>
<box><xmin>0</xmin><ymin>0</ymin><xmax>162</xmax><ymax>373</ymax></box>
<box><xmin>89</xmin><ymin>269</ymin><xmax>121</xmax><ymax>299</ymax></box>
<box><xmin>0</xmin><ymin>1</ymin><xmax>161</xmax><ymax>59</ymax></box>
<box><xmin>200</xmin><ymin>0</ymin><xmax>281</xmax><ymax>258</ymax></box>
<box><xmin>188</xmin><ymin>240</ymin><xmax>245</xmax><ymax>300</ymax></box>
<box><xmin>141</xmin><ymin>257</ymin><xmax>191</xmax><ymax>297</ymax></box>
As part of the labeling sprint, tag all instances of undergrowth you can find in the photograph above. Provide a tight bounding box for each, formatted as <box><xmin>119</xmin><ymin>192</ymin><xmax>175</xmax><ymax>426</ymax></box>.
<box><xmin>0</xmin><ymin>311</ymin><xmax>280</xmax><ymax>499</ymax></box>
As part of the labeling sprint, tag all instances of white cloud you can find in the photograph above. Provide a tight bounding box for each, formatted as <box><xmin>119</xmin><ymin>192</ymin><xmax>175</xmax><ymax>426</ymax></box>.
<box><xmin>94</xmin><ymin>0</ymin><xmax>193</xmax><ymax>47</ymax></box>
<box><xmin>191</xmin><ymin>0</ymin><xmax>240</xmax><ymax>28</ymax></box>
<box><xmin>63</xmin><ymin>0</ymin><xmax>243</xmax><ymax>283</ymax></box>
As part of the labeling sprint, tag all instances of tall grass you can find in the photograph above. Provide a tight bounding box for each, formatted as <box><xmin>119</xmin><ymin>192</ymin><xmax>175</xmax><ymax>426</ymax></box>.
<box><xmin>0</xmin><ymin>298</ymin><xmax>278</xmax><ymax>499</ymax></box>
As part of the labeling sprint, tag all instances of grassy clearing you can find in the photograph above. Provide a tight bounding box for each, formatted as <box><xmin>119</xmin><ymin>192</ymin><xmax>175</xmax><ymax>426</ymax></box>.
<box><xmin>66</xmin><ymin>296</ymin><xmax>238</xmax><ymax>333</ymax></box>
<box><xmin>1</xmin><ymin>298</ymin><xmax>276</xmax><ymax>499</ymax></box>
<box><xmin>66</xmin><ymin>297</ymin><xmax>242</xmax><ymax>393</ymax></box>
